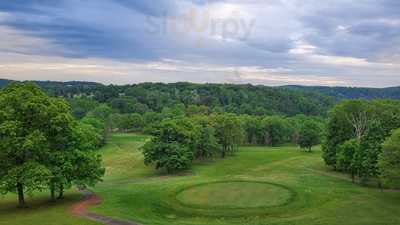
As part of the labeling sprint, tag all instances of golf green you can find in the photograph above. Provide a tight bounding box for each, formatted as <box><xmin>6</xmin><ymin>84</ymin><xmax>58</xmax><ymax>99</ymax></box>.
<box><xmin>175</xmin><ymin>181</ymin><xmax>294</xmax><ymax>209</ymax></box>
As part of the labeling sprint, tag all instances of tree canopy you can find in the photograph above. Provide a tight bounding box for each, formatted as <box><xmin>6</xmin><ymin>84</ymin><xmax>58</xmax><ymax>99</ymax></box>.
<box><xmin>0</xmin><ymin>83</ymin><xmax>104</xmax><ymax>207</ymax></box>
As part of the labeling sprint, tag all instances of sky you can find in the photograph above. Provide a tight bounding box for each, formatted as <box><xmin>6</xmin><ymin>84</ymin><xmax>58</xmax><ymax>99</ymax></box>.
<box><xmin>0</xmin><ymin>0</ymin><xmax>399</xmax><ymax>87</ymax></box>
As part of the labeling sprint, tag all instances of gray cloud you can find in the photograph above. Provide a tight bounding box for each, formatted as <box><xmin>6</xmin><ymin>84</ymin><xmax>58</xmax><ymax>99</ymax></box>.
<box><xmin>0</xmin><ymin>0</ymin><xmax>399</xmax><ymax>87</ymax></box>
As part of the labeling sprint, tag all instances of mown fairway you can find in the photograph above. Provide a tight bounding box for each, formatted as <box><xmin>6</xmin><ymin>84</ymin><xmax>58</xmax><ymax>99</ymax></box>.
<box><xmin>1</xmin><ymin>133</ymin><xmax>400</xmax><ymax>225</ymax></box>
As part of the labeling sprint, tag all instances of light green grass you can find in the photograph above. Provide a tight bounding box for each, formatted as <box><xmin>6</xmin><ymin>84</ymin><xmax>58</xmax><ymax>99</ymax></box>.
<box><xmin>176</xmin><ymin>181</ymin><xmax>293</xmax><ymax>209</ymax></box>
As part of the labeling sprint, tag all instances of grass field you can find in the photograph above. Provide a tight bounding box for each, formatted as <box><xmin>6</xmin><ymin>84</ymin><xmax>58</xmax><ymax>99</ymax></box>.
<box><xmin>1</xmin><ymin>133</ymin><xmax>400</xmax><ymax>225</ymax></box>
<box><xmin>0</xmin><ymin>191</ymin><xmax>101</xmax><ymax>225</ymax></box>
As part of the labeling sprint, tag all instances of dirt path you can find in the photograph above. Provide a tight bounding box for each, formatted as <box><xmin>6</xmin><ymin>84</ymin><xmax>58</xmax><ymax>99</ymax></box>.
<box><xmin>71</xmin><ymin>190</ymin><xmax>141</xmax><ymax>225</ymax></box>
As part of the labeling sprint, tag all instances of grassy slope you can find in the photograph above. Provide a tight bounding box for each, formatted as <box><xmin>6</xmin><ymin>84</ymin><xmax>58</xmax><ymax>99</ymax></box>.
<box><xmin>91</xmin><ymin>134</ymin><xmax>400</xmax><ymax>225</ymax></box>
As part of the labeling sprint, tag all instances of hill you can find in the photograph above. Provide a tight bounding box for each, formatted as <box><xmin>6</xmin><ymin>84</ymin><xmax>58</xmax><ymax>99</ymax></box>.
<box><xmin>284</xmin><ymin>85</ymin><xmax>400</xmax><ymax>100</ymax></box>
<box><xmin>0</xmin><ymin>79</ymin><xmax>334</xmax><ymax>116</ymax></box>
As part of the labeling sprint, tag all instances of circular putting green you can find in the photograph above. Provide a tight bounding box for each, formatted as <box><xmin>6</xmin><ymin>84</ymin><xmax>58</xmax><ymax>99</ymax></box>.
<box><xmin>175</xmin><ymin>181</ymin><xmax>294</xmax><ymax>209</ymax></box>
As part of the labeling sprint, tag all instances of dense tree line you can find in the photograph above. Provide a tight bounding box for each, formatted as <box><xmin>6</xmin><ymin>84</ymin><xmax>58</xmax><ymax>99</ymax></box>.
<box><xmin>323</xmin><ymin>100</ymin><xmax>400</xmax><ymax>186</ymax></box>
<box><xmin>0</xmin><ymin>80</ymin><xmax>335</xmax><ymax>117</ymax></box>
<box><xmin>141</xmin><ymin>110</ymin><xmax>323</xmax><ymax>173</ymax></box>
<box><xmin>285</xmin><ymin>85</ymin><xmax>400</xmax><ymax>100</ymax></box>
<box><xmin>0</xmin><ymin>83</ymin><xmax>104</xmax><ymax>207</ymax></box>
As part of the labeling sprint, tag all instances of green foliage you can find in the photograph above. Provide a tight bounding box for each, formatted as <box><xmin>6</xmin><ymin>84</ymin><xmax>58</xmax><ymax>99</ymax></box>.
<box><xmin>322</xmin><ymin>100</ymin><xmax>369</xmax><ymax>167</ymax></box>
<box><xmin>192</xmin><ymin>118</ymin><xmax>220</xmax><ymax>159</ymax></box>
<box><xmin>323</xmin><ymin>99</ymin><xmax>400</xmax><ymax>184</ymax></box>
<box><xmin>74</xmin><ymin>122</ymin><xmax>103</xmax><ymax>150</ymax></box>
<box><xmin>142</xmin><ymin>120</ymin><xmax>194</xmax><ymax>173</ymax></box>
<box><xmin>0</xmin><ymin>83</ymin><xmax>72</xmax><ymax>206</ymax></box>
<box><xmin>356</xmin><ymin>120</ymin><xmax>387</xmax><ymax>183</ymax></box>
<box><xmin>240</xmin><ymin>115</ymin><xmax>262</xmax><ymax>145</ymax></box>
<box><xmin>285</xmin><ymin>85</ymin><xmax>400</xmax><ymax>100</ymax></box>
<box><xmin>16</xmin><ymin>81</ymin><xmax>334</xmax><ymax>117</ymax></box>
<box><xmin>161</xmin><ymin>103</ymin><xmax>186</xmax><ymax>119</ymax></box>
<box><xmin>110</xmin><ymin>97</ymin><xmax>137</xmax><ymax>113</ymax></box>
<box><xmin>261</xmin><ymin>116</ymin><xmax>292</xmax><ymax>146</ymax></box>
<box><xmin>336</xmin><ymin>139</ymin><xmax>359</xmax><ymax>181</ymax></box>
<box><xmin>212</xmin><ymin>114</ymin><xmax>244</xmax><ymax>157</ymax></box>
<box><xmin>68</xmin><ymin>97</ymin><xmax>99</xmax><ymax>119</ymax></box>
<box><xmin>142</xmin><ymin>141</ymin><xmax>193</xmax><ymax>174</ymax></box>
<box><xmin>87</xmin><ymin>104</ymin><xmax>113</xmax><ymax>122</ymax></box>
<box><xmin>0</xmin><ymin>83</ymin><xmax>104</xmax><ymax>207</ymax></box>
<box><xmin>186</xmin><ymin>105</ymin><xmax>209</xmax><ymax>116</ymax></box>
<box><xmin>378</xmin><ymin>129</ymin><xmax>400</xmax><ymax>188</ymax></box>
<box><xmin>298</xmin><ymin>120</ymin><xmax>322</xmax><ymax>151</ymax></box>
<box><xmin>110</xmin><ymin>113</ymin><xmax>144</xmax><ymax>132</ymax></box>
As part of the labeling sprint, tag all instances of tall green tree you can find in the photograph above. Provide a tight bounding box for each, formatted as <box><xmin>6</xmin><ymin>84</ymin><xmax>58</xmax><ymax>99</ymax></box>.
<box><xmin>336</xmin><ymin>139</ymin><xmax>359</xmax><ymax>182</ymax></box>
<box><xmin>378</xmin><ymin>128</ymin><xmax>400</xmax><ymax>188</ymax></box>
<box><xmin>0</xmin><ymin>83</ymin><xmax>65</xmax><ymax>207</ymax></box>
<box><xmin>0</xmin><ymin>83</ymin><xmax>105</xmax><ymax>206</ymax></box>
<box><xmin>87</xmin><ymin>104</ymin><xmax>113</xmax><ymax>144</ymax></box>
<box><xmin>356</xmin><ymin>120</ymin><xmax>386</xmax><ymax>183</ymax></box>
<box><xmin>241</xmin><ymin>115</ymin><xmax>262</xmax><ymax>145</ymax></box>
<box><xmin>142</xmin><ymin>120</ymin><xmax>194</xmax><ymax>173</ymax></box>
<box><xmin>192</xmin><ymin>119</ymin><xmax>220</xmax><ymax>159</ymax></box>
<box><xmin>298</xmin><ymin>120</ymin><xmax>322</xmax><ymax>151</ymax></box>
<box><xmin>261</xmin><ymin>116</ymin><xmax>292</xmax><ymax>146</ymax></box>
<box><xmin>212</xmin><ymin>114</ymin><xmax>243</xmax><ymax>158</ymax></box>
<box><xmin>69</xmin><ymin>97</ymin><xmax>99</xmax><ymax>119</ymax></box>
<box><xmin>323</xmin><ymin>100</ymin><xmax>372</xmax><ymax>169</ymax></box>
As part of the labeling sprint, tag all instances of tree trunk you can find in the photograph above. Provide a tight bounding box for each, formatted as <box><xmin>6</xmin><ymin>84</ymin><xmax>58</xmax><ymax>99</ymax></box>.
<box><xmin>50</xmin><ymin>184</ymin><xmax>56</xmax><ymax>202</ymax></box>
<box><xmin>17</xmin><ymin>183</ymin><xmax>26</xmax><ymax>208</ymax></box>
<box><xmin>378</xmin><ymin>179</ymin><xmax>383</xmax><ymax>191</ymax></box>
<box><xmin>58</xmin><ymin>184</ymin><xmax>64</xmax><ymax>200</ymax></box>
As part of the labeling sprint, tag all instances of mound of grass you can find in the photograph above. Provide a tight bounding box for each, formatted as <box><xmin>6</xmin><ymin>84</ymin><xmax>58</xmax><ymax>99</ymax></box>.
<box><xmin>175</xmin><ymin>181</ymin><xmax>294</xmax><ymax>209</ymax></box>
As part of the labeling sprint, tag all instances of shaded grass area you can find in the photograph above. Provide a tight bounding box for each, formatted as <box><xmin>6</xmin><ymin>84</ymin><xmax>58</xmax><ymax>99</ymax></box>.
<box><xmin>91</xmin><ymin>134</ymin><xmax>400</xmax><ymax>225</ymax></box>
<box><xmin>0</xmin><ymin>191</ymin><xmax>101</xmax><ymax>225</ymax></box>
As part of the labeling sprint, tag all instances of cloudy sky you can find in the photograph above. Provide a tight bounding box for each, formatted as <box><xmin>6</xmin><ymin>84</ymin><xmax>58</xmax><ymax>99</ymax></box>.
<box><xmin>0</xmin><ymin>0</ymin><xmax>399</xmax><ymax>87</ymax></box>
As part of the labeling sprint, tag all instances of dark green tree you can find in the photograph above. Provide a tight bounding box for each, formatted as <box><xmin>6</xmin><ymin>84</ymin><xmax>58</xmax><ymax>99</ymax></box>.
<box><xmin>69</xmin><ymin>97</ymin><xmax>99</xmax><ymax>119</ymax></box>
<box><xmin>337</xmin><ymin>139</ymin><xmax>359</xmax><ymax>182</ymax></box>
<box><xmin>0</xmin><ymin>83</ymin><xmax>65</xmax><ymax>207</ymax></box>
<box><xmin>142</xmin><ymin>120</ymin><xmax>194</xmax><ymax>173</ymax></box>
<box><xmin>298</xmin><ymin>120</ymin><xmax>322</xmax><ymax>152</ymax></box>
<box><xmin>356</xmin><ymin>120</ymin><xmax>386</xmax><ymax>183</ymax></box>
<box><xmin>261</xmin><ymin>116</ymin><xmax>292</xmax><ymax>146</ymax></box>
<box><xmin>323</xmin><ymin>100</ymin><xmax>371</xmax><ymax>169</ymax></box>
<box><xmin>378</xmin><ymin>128</ymin><xmax>400</xmax><ymax>188</ymax></box>
<box><xmin>192</xmin><ymin>120</ymin><xmax>220</xmax><ymax>159</ymax></box>
<box><xmin>212</xmin><ymin>114</ymin><xmax>243</xmax><ymax>158</ymax></box>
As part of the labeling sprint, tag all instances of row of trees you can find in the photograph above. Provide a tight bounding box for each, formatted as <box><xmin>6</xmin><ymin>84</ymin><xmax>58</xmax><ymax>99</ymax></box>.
<box><xmin>72</xmin><ymin>100</ymin><xmax>324</xmax><ymax>153</ymax></box>
<box><xmin>142</xmin><ymin>114</ymin><xmax>243</xmax><ymax>173</ymax></box>
<box><xmin>323</xmin><ymin>100</ymin><xmax>400</xmax><ymax>187</ymax></box>
<box><xmin>53</xmin><ymin>82</ymin><xmax>334</xmax><ymax>118</ymax></box>
<box><xmin>142</xmin><ymin>113</ymin><xmax>324</xmax><ymax>173</ymax></box>
<box><xmin>240</xmin><ymin>114</ymin><xmax>323</xmax><ymax>149</ymax></box>
<box><xmin>0</xmin><ymin>83</ymin><xmax>105</xmax><ymax>207</ymax></box>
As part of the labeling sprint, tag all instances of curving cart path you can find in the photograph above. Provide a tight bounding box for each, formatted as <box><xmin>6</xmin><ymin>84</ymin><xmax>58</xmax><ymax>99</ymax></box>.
<box><xmin>71</xmin><ymin>190</ymin><xmax>140</xmax><ymax>225</ymax></box>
